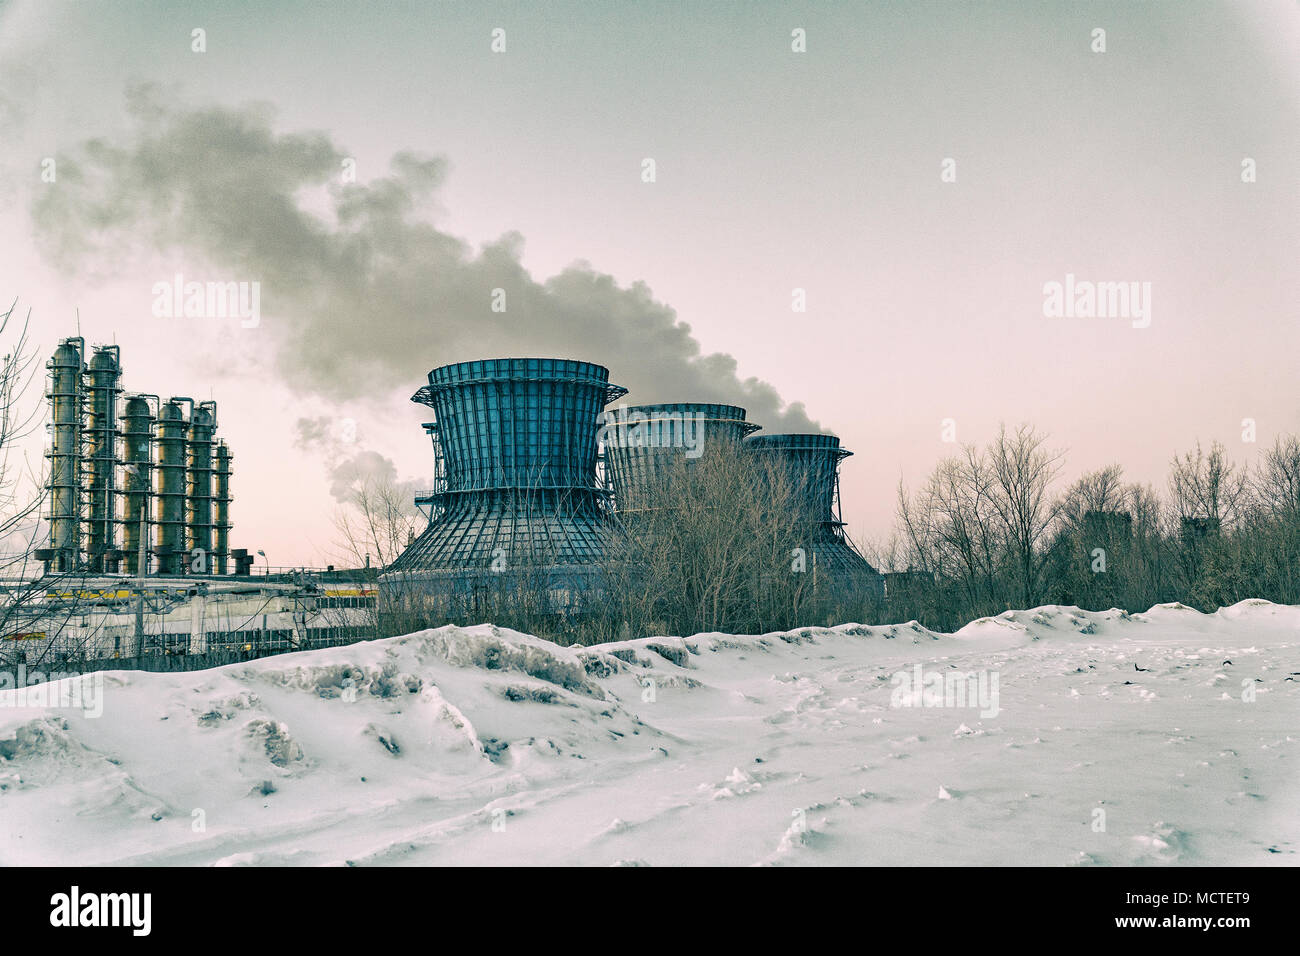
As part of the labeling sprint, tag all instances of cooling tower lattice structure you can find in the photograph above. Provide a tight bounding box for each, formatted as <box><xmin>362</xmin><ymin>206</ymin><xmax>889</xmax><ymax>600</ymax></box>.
<box><xmin>387</xmin><ymin>358</ymin><xmax>628</xmax><ymax>593</ymax></box>
<box><xmin>746</xmin><ymin>433</ymin><xmax>881</xmax><ymax>590</ymax></box>
<box><xmin>601</xmin><ymin>403</ymin><xmax>759</xmax><ymax>514</ymax></box>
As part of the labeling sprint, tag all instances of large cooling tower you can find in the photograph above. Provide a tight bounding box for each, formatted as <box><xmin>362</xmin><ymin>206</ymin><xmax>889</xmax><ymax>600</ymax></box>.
<box><xmin>387</xmin><ymin>358</ymin><xmax>627</xmax><ymax>589</ymax></box>
<box><xmin>601</xmin><ymin>403</ymin><xmax>759</xmax><ymax>515</ymax></box>
<box><xmin>746</xmin><ymin>433</ymin><xmax>881</xmax><ymax>589</ymax></box>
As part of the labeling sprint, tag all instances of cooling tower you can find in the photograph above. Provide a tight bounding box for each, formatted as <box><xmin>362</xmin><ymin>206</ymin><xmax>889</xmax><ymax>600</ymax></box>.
<box><xmin>601</xmin><ymin>403</ymin><xmax>759</xmax><ymax>514</ymax></box>
<box><xmin>746</xmin><ymin>433</ymin><xmax>881</xmax><ymax>588</ymax></box>
<box><xmin>388</xmin><ymin>358</ymin><xmax>627</xmax><ymax>592</ymax></box>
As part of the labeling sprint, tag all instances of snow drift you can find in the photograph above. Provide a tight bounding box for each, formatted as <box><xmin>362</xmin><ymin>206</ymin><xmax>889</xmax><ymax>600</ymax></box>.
<box><xmin>1</xmin><ymin>602</ymin><xmax>1297</xmax><ymax>866</ymax></box>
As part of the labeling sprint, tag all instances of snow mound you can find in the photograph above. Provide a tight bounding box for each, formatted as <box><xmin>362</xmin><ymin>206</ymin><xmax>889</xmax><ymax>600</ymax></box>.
<box><xmin>2</xmin><ymin>609</ymin><xmax>1297</xmax><ymax>865</ymax></box>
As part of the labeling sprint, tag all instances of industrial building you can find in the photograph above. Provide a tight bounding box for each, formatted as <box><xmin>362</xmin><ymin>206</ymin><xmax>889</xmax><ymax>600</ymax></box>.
<box><xmin>37</xmin><ymin>337</ymin><xmax>245</xmax><ymax>577</ymax></box>
<box><xmin>4</xmin><ymin>579</ymin><xmax>377</xmax><ymax>670</ymax></box>
<box><xmin>4</xmin><ymin>338</ymin><xmax>376</xmax><ymax>676</ymax></box>
<box><xmin>386</xmin><ymin>358</ymin><xmax>881</xmax><ymax>602</ymax></box>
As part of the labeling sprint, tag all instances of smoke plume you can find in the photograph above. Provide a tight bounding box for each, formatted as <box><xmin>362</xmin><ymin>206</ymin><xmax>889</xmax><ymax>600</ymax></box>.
<box><xmin>32</xmin><ymin>86</ymin><xmax>820</xmax><ymax>432</ymax></box>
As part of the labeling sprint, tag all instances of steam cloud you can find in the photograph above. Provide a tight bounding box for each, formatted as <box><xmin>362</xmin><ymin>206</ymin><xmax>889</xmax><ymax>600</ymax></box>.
<box><xmin>292</xmin><ymin>416</ymin><xmax>427</xmax><ymax>506</ymax></box>
<box><xmin>32</xmin><ymin>86</ymin><xmax>820</xmax><ymax>433</ymax></box>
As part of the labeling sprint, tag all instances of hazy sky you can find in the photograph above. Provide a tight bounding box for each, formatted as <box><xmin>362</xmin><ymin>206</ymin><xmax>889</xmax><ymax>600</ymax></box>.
<box><xmin>1</xmin><ymin>0</ymin><xmax>1296</xmax><ymax>566</ymax></box>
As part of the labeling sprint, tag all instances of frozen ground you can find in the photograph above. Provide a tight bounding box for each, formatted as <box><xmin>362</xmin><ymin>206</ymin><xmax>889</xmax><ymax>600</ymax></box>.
<box><xmin>1</xmin><ymin>601</ymin><xmax>1297</xmax><ymax>866</ymax></box>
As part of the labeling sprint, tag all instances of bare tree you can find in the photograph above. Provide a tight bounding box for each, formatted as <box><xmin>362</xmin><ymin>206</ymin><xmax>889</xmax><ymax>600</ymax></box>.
<box><xmin>332</xmin><ymin>472</ymin><xmax>423</xmax><ymax>570</ymax></box>
<box><xmin>986</xmin><ymin>424</ymin><xmax>1065</xmax><ymax>608</ymax></box>
<box><xmin>1252</xmin><ymin>435</ymin><xmax>1300</xmax><ymax>520</ymax></box>
<box><xmin>600</xmin><ymin>440</ymin><xmax>823</xmax><ymax>638</ymax></box>
<box><xmin>1167</xmin><ymin>440</ymin><xmax>1249</xmax><ymax>528</ymax></box>
<box><xmin>0</xmin><ymin>299</ymin><xmax>61</xmax><ymax>664</ymax></box>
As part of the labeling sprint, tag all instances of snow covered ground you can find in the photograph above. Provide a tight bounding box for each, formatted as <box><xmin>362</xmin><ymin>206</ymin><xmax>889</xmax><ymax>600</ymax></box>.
<box><xmin>1</xmin><ymin>601</ymin><xmax>1297</xmax><ymax>866</ymax></box>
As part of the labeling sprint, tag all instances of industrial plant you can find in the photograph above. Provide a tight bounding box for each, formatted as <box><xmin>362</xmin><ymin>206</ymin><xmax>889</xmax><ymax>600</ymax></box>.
<box><xmin>4</xmin><ymin>337</ymin><xmax>375</xmax><ymax>671</ymax></box>
<box><xmin>38</xmin><ymin>336</ymin><xmax>240</xmax><ymax>577</ymax></box>
<box><xmin>11</xmin><ymin>345</ymin><xmax>879</xmax><ymax>673</ymax></box>
<box><xmin>384</xmin><ymin>358</ymin><xmax>881</xmax><ymax>601</ymax></box>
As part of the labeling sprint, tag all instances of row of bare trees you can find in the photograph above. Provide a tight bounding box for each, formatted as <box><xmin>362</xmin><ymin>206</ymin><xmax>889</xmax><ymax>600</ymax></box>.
<box><xmin>366</xmin><ymin>441</ymin><xmax>865</xmax><ymax>645</ymax></box>
<box><xmin>346</xmin><ymin>419</ymin><xmax>1300</xmax><ymax>642</ymax></box>
<box><xmin>875</xmin><ymin>425</ymin><xmax>1300</xmax><ymax>631</ymax></box>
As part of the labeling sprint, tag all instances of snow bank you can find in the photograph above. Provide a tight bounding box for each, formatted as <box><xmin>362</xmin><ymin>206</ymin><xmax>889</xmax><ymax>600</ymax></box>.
<box><xmin>1</xmin><ymin>604</ymin><xmax>1297</xmax><ymax>865</ymax></box>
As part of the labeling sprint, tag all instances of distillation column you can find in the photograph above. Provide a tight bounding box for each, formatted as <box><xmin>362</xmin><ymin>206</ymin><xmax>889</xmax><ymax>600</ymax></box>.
<box><xmin>185</xmin><ymin>402</ymin><xmax>216</xmax><ymax>573</ymax></box>
<box><xmin>46</xmin><ymin>340</ymin><xmax>84</xmax><ymax>572</ymax></box>
<box><xmin>83</xmin><ymin>346</ymin><xmax>122</xmax><ymax>572</ymax></box>
<box><xmin>121</xmin><ymin>395</ymin><xmax>155</xmax><ymax>575</ymax></box>
<box><xmin>154</xmin><ymin>400</ymin><xmax>188</xmax><ymax>574</ymax></box>
<box><xmin>212</xmin><ymin>440</ymin><xmax>232</xmax><ymax>575</ymax></box>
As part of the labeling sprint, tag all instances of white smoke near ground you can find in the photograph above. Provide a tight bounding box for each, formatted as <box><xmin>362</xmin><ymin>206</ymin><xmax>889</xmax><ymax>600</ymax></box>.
<box><xmin>31</xmin><ymin>85</ymin><xmax>821</xmax><ymax>434</ymax></box>
<box><xmin>292</xmin><ymin>416</ymin><xmax>426</xmax><ymax>506</ymax></box>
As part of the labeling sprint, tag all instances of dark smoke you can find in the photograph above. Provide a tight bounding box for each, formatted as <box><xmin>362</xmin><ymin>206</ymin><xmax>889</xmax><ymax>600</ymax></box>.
<box><xmin>31</xmin><ymin>86</ymin><xmax>820</xmax><ymax>432</ymax></box>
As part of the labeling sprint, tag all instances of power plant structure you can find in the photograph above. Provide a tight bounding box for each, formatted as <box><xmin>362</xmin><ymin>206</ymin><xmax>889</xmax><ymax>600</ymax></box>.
<box><xmin>600</xmin><ymin>403</ymin><xmax>759</xmax><ymax>515</ymax></box>
<box><xmin>37</xmin><ymin>338</ymin><xmax>237</xmax><ymax>577</ymax></box>
<box><xmin>387</xmin><ymin>358</ymin><xmax>881</xmax><ymax>604</ymax></box>
<box><xmin>386</xmin><ymin>358</ymin><xmax>627</xmax><ymax>601</ymax></box>
<box><xmin>745</xmin><ymin>432</ymin><xmax>881</xmax><ymax>589</ymax></box>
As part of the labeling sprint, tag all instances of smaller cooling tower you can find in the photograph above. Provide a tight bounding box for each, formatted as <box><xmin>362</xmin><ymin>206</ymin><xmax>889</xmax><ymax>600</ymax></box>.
<box><xmin>601</xmin><ymin>403</ymin><xmax>759</xmax><ymax>515</ymax></box>
<box><xmin>746</xmin><ymin>433</ymin><xmax>881</xmax><ymax>590</ymax></box>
